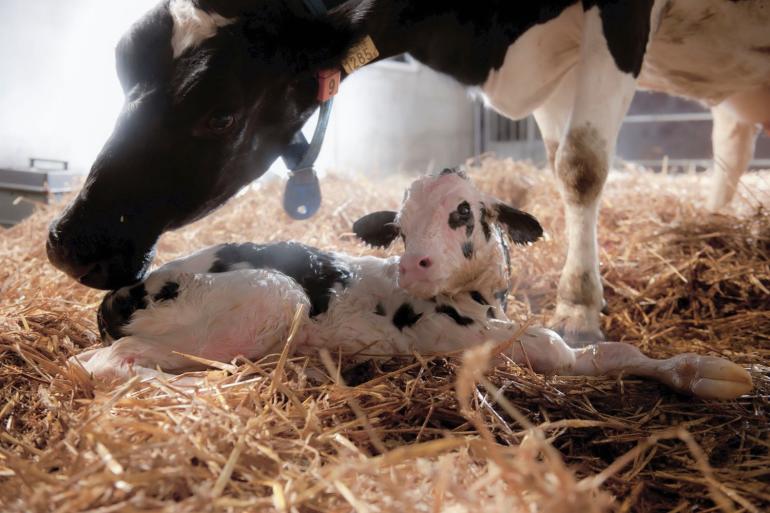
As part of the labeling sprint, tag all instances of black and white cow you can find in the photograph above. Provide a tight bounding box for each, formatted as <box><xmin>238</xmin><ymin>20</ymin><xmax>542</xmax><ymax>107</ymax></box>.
<box><xmin>74</xmin><ymin>171</ymin><xmax>752</xmax><ymax>400</ymax></box>
<box><xmin>47</xmin><ymin>0</ymin><xmax>770</xmax><ymax>345</ymax></box>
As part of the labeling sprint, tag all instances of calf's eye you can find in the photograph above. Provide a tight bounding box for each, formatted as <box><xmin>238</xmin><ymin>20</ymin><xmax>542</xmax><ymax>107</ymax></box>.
<box><xmin>457</xmin><ymin>202</ymin><xmax>471</xmax><ymax>216</ymax></box>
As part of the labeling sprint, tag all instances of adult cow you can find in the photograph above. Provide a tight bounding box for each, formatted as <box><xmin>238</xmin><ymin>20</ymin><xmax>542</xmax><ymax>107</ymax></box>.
<box><xmin>47</xmin><ymin>0</ymin><xmax>770</xmax><ymax>344</ymax></box>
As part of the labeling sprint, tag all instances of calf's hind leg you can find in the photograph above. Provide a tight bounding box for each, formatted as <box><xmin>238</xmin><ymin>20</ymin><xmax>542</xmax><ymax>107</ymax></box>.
<box><xmin>80</xmin><ymin>268</ymin><xmax>312</xmax><ymax>383</ymax></box>
<box><xmin>507</xmin><ymin>327</ymin><xmax>752</xmax><ymax>400</ymax></box>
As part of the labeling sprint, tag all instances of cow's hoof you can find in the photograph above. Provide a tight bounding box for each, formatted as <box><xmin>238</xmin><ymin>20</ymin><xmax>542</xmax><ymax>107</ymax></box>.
<box><xmin>549</xmin><ymin>303</ymin><xmax>605</xmax><ymax>347</ymax></box>
<box><xmin>682</xmin><ymin>356</ymin><xmax>753</xmax><ymax>400</ymax></box>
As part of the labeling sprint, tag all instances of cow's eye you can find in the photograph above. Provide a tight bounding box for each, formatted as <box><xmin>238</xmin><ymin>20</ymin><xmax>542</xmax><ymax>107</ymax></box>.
<box><xmin>207</xmin><ymin>113</ymin><xmax>235</xmax><ymax>133</ymax></box>
<box><xmin>457</xmin><ymin>202</ymin><xmax>471</xmax><ymax>216</ymax></box>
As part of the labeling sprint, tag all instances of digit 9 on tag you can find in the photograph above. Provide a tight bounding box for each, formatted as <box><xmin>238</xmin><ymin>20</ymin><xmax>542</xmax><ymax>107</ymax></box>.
<box><xmin>317</xmin><ymin>69</ymin><xmax>341</xmax><ymax>102</ymax></box>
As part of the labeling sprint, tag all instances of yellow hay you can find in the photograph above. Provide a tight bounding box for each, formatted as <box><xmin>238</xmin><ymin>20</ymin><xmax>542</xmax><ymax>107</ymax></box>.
<box><xmin>0</xmin><ymin>158</ymin><xmax>768</xmax><ymax>512</ymax></box>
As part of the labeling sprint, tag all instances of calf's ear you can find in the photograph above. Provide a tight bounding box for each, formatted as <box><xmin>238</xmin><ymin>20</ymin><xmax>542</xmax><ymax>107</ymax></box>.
<box><xmin>353</xmin><ymin>211</ymin><xmax>399</xmax><ymax>248</ymax></box>
<box><xmin>494</xmin><ymin>203</ymin><xmax>543</xmax><ymax>245</ymax></box>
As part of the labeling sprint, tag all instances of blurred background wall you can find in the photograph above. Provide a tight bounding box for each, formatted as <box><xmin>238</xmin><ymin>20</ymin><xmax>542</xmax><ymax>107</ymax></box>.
<box><xmin>0</xmin><ymin>0</ymin><xmax>157</xmax><ymax>171</ymax></box>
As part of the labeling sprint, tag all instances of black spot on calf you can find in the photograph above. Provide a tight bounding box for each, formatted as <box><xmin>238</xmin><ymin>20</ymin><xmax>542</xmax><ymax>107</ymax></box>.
<box><xmin>212</xmin><ymin>242</ymin><xmax>351</xmax><ymax>317</ymax></box>
<box><xmin>470</xmin><ymin>291</ymin><xmax>488</xmax><ymax>305</ymax></box>
<box><xmin>436</xmin><ymin>305</ymin><xmax>474</xmax><ymax>326</ymax></box>
<box><xmin>448</xmin><ymin>201</ymin><xmax>474</xmax><ymax>238</ymax></box>
<box><xmin>208</xmin><ymin>260</ymin><xmax>229</xmax><ymax>273</ymax></box>
<box><xmin>97</xmin><ymin>284</ymin><xmax>148</xmax><ymax>343</ymax></box>
<box><xmin>393</xmin><ymin>303</ymin><xmax>422</xmax><ymax>331</ymax></box>
<box><xmin>440</xmin><ymin>168</ymin><xmax>467</xmax><ymax>179</ymax></box>
<box><xmin>462</xmin><ymin>241</ymin><xmax>474</xmax><ymax>259</ymax></box>
<box><xmin>153</xmin><ymin>281</ymin><xmax>179</xmax><ymax>302</ymax></box>
<box><xmin>479</xmin><ymin>204</ymin><xmax>492</xmax><ymax>242</ymax></box>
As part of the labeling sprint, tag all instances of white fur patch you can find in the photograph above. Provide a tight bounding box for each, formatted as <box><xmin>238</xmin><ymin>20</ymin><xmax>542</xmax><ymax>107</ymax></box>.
<box><xmin>169</xmin><ymin>0</ymin><xmax>235</xmax><ymax>58</ymax></box>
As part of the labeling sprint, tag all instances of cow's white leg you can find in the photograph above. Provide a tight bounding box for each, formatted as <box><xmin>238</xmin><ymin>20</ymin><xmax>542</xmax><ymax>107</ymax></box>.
<box><xmin>506</xmin><ymin>327</ymin><xmax>752</xmax><ymax>400</ymax></box>
<box><xmin>549</xmin><ymin>8</ymin><xmax>639</xmax><ymax>345</ymax></box>
<box><xmin>533</xmin><ymin>67</ymin><xmax>578</xmax><ymax>173</ymax></box>
<box><xmin>707</xmin><ymin>102</ymin><xmax>760</xmax><ymax>211</ymax></box>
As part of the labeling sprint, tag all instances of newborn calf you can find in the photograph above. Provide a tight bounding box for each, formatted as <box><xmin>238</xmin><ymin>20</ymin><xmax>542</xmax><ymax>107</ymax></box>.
<box><xmin>73</xmin><ymin>170</ymin><xmax>752</xmax><ymax>400</ymax></box>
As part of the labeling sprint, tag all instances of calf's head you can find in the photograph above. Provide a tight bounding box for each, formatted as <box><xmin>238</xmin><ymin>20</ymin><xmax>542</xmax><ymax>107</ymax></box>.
<box><xmin>47</xmin><ymin>0</ymin><xmax>366</xmax><ymax>289</ymax></box>
<box><xmin>354</xmin><ymin>170</ymin><xmax>543</xmax><ymax>298</ymax></box>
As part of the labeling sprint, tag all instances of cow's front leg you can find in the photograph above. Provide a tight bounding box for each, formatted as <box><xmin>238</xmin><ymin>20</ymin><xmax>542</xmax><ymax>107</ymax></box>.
<box><xmin>549</xmin><ymin>6</ymin><xmax>644</xmax><ymax>345</ymax></box>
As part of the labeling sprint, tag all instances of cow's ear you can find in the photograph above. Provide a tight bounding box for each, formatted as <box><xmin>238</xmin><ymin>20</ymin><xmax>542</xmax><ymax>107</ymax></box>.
<box><xmin>494</xmin><ymin>203</ymin><xmax>543</xmax><ymax>245</ymax></box>
<box><xmin>353</xmin><ymin>211</ymin><xmax>399</xmax><ymax>248</ymax></box>
<box><xmin>243</xmin><ymin>4</ymin><xmax>365</xmax><ymax>73</ymax></box>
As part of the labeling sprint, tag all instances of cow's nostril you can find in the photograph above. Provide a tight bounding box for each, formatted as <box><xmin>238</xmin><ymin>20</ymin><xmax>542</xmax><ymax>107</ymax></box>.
<box><xmin>419</xmin><ymin>257</ymin><xmax>432</xmax><ymax>268</ymax></box>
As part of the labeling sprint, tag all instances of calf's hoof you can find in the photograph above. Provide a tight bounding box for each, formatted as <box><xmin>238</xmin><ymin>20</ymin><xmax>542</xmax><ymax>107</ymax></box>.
<box><xmin>549</xmin><ymin>303</ymin><xmax>604</xmax><ymax>347</ymax></box>
<box><xmin>681</xmin><ymin>356</ymin><xmax>753</xmax><ymax>400</ymax></box>
<box><xmin>669</xmin><ymin>355</ymin><xmax>753</xmax><ymax>400</ymax></box>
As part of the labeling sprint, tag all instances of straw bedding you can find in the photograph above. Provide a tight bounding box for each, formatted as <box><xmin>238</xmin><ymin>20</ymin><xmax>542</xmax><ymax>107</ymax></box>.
<box><xmin>1</xmin><ymin>158</ymin><xmax>768</xmax><ymax>512</ymax></box>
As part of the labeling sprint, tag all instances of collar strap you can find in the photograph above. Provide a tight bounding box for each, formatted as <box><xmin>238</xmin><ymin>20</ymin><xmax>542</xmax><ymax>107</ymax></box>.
<box><xmin>282</xmin><ymin>0</ymin><xmax>378</xmax><ymax>220</ymax></box>
<box><xmin>302</xmin><ymin>0</ymin><xmax>329</xmax><ymax>16</ymax></box>
<box><xmin>281</xmin><ymin>0</ymin><xmax>335</xmax><ymax>220</ymax></box>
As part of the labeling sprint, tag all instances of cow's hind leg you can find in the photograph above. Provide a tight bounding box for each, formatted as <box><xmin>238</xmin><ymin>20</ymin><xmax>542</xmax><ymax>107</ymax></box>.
<box><xmin>707</xmin><ymin>101</ymin><xmax>761</xmax><ymax>211</ymax></box>
<box><xmin>548</xmin><ymin>6</ymin><xmax>651</xmax><ymax>345</ymax></box>
<box><xmin>510</xmin><ymin>327</ymin><xmax>752</xmax><ymax>400</ymax></box>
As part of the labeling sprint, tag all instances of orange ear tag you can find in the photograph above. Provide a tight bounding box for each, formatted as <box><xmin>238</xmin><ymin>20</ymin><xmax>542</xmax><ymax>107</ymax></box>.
<box><xmin>317</xmin><ymin>69</ymin><xmax>341</xmax><ymax>102</ymax></box>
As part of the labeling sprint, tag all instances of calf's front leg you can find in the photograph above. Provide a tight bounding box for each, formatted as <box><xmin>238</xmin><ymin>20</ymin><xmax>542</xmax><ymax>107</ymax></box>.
<box><xmin>70</xmin><ymin>337</ymin><xmax>188</xmax><ymax>384</ymax></box>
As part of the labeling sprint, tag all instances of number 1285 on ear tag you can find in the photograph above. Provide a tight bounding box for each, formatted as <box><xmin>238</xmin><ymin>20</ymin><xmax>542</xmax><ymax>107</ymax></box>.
<box><xmin>341</xmin><ymin>35</ymin><xmax>379</xmax><ymax>75</ymax></box>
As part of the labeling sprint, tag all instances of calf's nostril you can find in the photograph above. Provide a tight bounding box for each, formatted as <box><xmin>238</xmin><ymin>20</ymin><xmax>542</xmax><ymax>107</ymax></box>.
<box><xmin>419</xmin><ymin>257</ymin><xmax>432</xmax><ymax>268</ymax></box>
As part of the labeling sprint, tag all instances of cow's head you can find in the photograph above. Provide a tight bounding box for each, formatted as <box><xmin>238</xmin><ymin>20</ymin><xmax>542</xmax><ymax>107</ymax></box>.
<box><xmin>47</xmin><ymin>0</ymin><xmax>368</xmax><ymax>289</ymax></box>
<box><xmin>353</xmin><ymin>169</ymin><xmax>544</xmax><ymax>299</ymax></box>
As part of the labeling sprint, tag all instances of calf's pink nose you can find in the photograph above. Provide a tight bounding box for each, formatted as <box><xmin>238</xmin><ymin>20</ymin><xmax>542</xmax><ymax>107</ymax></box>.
<box><xmin>399</xmin><ymin>254</ymin><xmax>434</xmax><ymax>279</ymax></box>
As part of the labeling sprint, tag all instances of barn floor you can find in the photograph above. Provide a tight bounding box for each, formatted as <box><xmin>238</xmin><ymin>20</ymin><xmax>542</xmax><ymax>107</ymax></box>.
<box><xmin>1</xmin><ymin>159</ymin><xmax>769</xmax><ymax>512</ymax></box>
